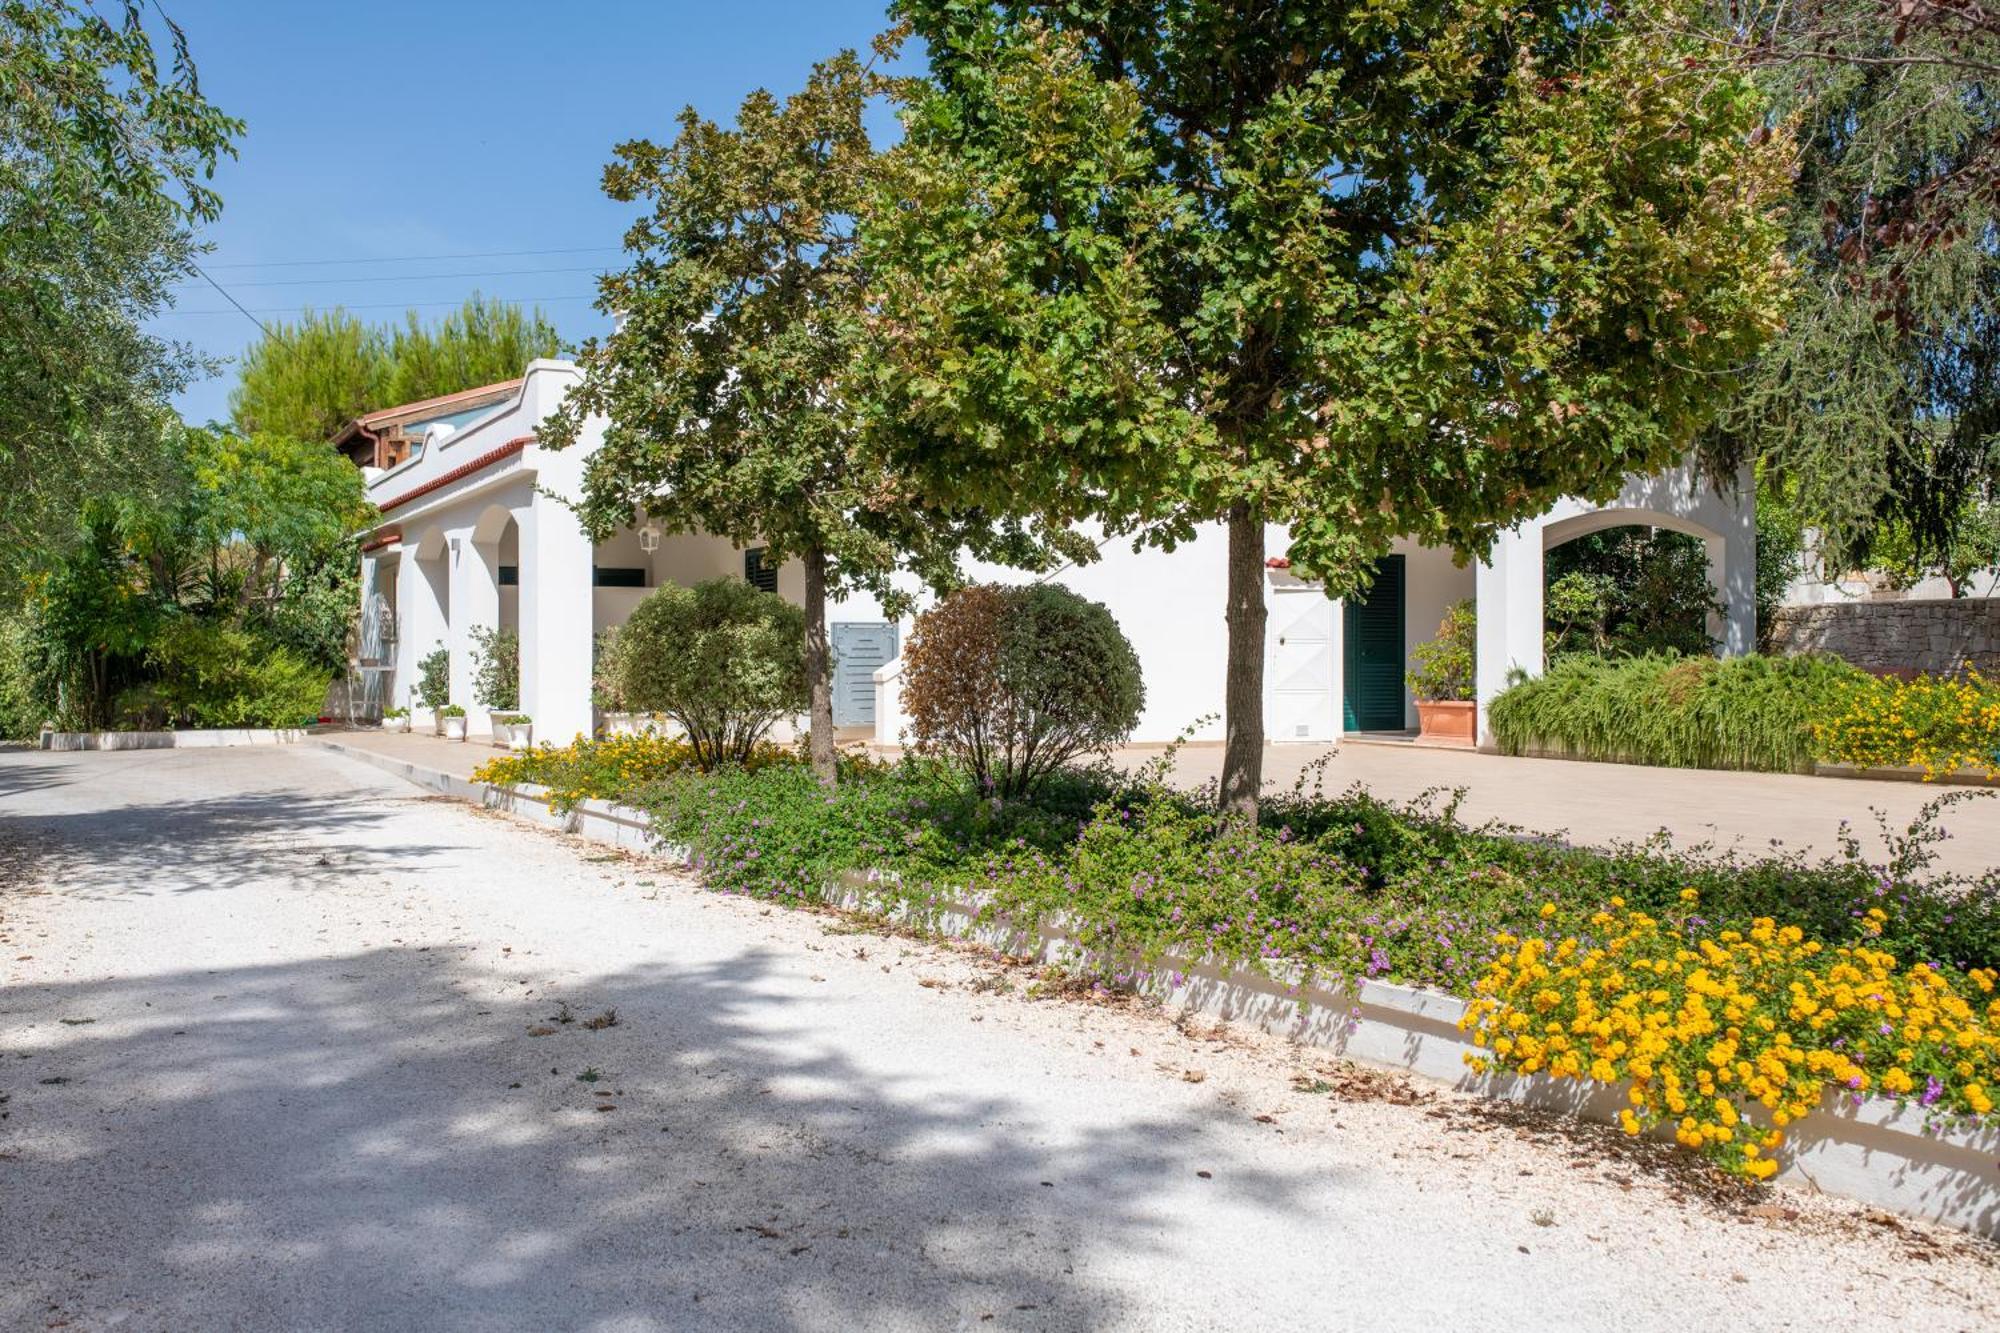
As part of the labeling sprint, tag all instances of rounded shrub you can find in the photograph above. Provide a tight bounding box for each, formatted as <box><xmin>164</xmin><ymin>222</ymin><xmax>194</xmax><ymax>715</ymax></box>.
<box><xmin>902</xmin><ymin>581</ymin><xmax>1143</xmax><ymax>798</ymax></box>
<box><xmin>614</xmin><ymin>577</ymin><xmax>807</xmax><ymax>769</ymax></box>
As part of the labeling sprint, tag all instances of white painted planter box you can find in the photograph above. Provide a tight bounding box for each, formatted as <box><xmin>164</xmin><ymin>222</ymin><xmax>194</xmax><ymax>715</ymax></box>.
<box><xmin>312</xmin><ymin>736</ymin><xmax>2000</xmax><ymax>1240</ymax></box>
<box><xmin>439</xmin><ymin>715</ymin><xmax>468</xmax><ymax>741</ymax></box>
<box><xmin>379</xmin><ymin>716</ymin><xmax>410</xmax><ymax>733</ymax></box>
<box><xmin>40</xmin><ymin>728</ymin><xmax>307</xmax><ymax>751</ymax></box>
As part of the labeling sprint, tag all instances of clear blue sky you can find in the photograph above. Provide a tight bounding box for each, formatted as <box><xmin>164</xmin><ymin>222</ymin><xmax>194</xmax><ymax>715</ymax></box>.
<box><xmin>153</xmin><ymin>0</ymin><xmax>901</xmax><ymax>426</ymax></box>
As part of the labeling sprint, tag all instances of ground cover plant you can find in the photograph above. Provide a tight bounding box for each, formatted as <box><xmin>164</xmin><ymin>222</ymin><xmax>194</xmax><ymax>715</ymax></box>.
<box><xmin>468</xmin><ymin>728</ymin><xmax>2000</xmax><ymax>1178</ymax></box>
<box><xmin>1464</xmin><ymin>898</ymin><xmax>2000</xmax><ymax>1179</ymax></box>
<box><xmin>1487</xmin><ymin>652</ymin><xmax>1867</xmax><ymax>772</ymax></box>
<box><xmin>1812</xmin><ymin>670</ymin><xmax>2000</xmax><ymax>780</ymax></box>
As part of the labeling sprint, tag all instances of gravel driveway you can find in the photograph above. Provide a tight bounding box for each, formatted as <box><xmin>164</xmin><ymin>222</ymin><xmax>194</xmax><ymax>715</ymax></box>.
<box><xmin>1</xmin><ymin>746</ymin><xmax>1995</xmax><ymax>1331</ymax></box>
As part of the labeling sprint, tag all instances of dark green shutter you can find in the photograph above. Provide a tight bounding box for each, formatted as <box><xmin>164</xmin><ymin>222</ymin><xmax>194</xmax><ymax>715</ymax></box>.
<box><xmin>1342</xmin><ymin>555</ymin><xmax>1406</xmax><ymax>731</ymax></box>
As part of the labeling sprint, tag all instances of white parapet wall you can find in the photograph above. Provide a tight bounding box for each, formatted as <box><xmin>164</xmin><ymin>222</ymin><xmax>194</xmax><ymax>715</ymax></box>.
<box><xmin>317</xmin><ymin>737</ymin><xmax>2000</xmax><ymax>1240</ymax></box>
<box><xmin>41</xmin><ymin>728</ymin><xmax>309</xmax><ymax>751</ymax></box>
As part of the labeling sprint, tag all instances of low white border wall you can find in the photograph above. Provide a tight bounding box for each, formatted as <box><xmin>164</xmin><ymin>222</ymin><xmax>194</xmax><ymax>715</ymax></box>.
<box><xmin>316</xmin><ymin>738</ymin><xmax>2000</xmax><ymax>1239</ymax></box>
<box><xmin>41</xmin><ymin>728</ymin><xmax>308</xmax><ymax>751</ymax></box>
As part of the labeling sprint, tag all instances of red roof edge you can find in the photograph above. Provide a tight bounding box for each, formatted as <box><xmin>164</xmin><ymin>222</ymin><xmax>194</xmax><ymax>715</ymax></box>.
<box><xmin>377</xmin><ymin>435</ymin><xmax>535</xmax><ymax>515</ymax></box>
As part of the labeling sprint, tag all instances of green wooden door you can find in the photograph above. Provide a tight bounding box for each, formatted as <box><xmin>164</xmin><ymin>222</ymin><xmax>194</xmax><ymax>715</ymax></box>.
<box><xmin>1342</xmin><ymin>555</ymin><xmax>1406</xmax><ymax>731</ymax></box>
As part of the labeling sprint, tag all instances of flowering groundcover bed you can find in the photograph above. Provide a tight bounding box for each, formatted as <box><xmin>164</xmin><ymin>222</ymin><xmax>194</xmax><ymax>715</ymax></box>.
<box><xmin>480</xmin><ymin>739</ymin><xmax>2000</xmax><ymax>1181</ymax></box>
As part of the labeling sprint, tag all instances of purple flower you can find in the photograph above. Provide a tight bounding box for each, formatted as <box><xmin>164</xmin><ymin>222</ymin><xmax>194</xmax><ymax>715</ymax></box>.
<box><xmin>1921</xmin><ymin>1076</ymin><xmax>1945</xmax><ymax>1108</ymax></box>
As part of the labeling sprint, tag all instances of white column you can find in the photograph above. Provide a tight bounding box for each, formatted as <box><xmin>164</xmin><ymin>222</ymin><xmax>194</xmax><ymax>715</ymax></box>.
<box><xmin>1720</xmin><ymin>467</ymin><xmax>1757</xmax><ymax>656</ymax></box>
<box><xmin>450</xmin><ymin>528</ymin><xmax>501</xmax><ymax>734</ymax></box>
<box><xmin>397</xmin><ymin>546</ymin><xmax>448</xmax><ymax>721</ymax></box>
<box><xmin>518</xmin><ymin>498</ymin><xmax>595</xmax><ymax>744</ymax></box>
<box><xmin>1474</xmin><ymin>524</ymin><xmax>1545</xmax><ymax>748</ymax></box>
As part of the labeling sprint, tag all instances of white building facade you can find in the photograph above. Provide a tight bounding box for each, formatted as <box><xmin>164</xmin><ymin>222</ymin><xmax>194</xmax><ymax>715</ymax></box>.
<box><xmin>350</xmin><ymin>358</ymin><xmax>1755</xmax><ymax>750</ymax></box>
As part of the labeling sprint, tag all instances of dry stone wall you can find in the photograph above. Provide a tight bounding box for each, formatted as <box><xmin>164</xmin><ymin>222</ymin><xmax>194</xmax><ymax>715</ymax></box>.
<box><xmin>1768</xmin><ymin>598</ymin><xmax>2000</xmax><ymax>677</ymax></box>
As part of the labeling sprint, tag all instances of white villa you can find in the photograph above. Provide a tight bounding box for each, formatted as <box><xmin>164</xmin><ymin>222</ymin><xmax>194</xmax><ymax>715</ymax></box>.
<box><xmin>347</xmin><ymin>358</ymin><xmax>1755</xmax><ymax>748</ymax></box>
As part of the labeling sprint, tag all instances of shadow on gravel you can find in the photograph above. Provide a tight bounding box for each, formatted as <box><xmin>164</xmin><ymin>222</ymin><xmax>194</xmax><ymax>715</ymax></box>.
<box><xmin>0</xmin><ymin>943</ymin><xmax>1325</xmax><ymax>1329</ymax></box>
<box><xmin>6</xmin><ymin>786</ymin><xmax>460</xmax><ymax>899</ymax></box>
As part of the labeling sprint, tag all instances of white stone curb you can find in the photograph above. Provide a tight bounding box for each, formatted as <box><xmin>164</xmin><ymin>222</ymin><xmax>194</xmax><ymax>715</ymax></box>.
<box><xmin>41</xmin><ymin>728</ymin><xmax>309</xmax><ymax>751</ymax></box>
<box><xmin>316</xmin><ymin>739</ymin><xmax>2000</xmax><ymax>1240</ymax></box>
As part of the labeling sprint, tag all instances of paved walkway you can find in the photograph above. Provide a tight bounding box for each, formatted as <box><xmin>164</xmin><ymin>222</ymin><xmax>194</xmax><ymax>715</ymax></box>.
<box><xmin>2</xmin><ymin>746</ymin><xmax>1992</xmax><ymax>1329</ymax></box>
<box><xmin>324</xmin><ymin>727</ymin><xmax>2000</xmax><ymax>876</ymax></box>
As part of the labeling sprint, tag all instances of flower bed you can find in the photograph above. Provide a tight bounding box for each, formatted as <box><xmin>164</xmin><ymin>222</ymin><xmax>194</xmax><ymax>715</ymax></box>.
<box><xmin>470</xmin><ymin>732</ymin><xmax>797</xmax><ymax>812</ymax></box>
<box><xmin>483</xmin><ymin>738</ymin><xmax>2000</xmax><ymax>1183</ymax></box>
<box><xmin>1463</xmin><ymin>896</ymin><xmax>1999</xmax><ymax>1179</ymax></box>
<box><xmin>1812</xmin><ymin>670</ymin><xmax>2000</xmax><ymax>780</ymax></box>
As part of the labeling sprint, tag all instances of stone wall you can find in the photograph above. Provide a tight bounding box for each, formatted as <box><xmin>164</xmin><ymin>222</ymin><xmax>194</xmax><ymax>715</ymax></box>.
<box><xmin>1768</xmin><ymin>599</ymin><xmax>2000</xmax><ymax>677</ymax></box>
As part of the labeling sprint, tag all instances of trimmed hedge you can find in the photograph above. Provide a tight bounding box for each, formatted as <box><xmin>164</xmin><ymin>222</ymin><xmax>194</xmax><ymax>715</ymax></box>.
<box><xmin>1487</xmin><ymin>652</ymin><xmax>1866</xmax><ymax>772</ymax></box>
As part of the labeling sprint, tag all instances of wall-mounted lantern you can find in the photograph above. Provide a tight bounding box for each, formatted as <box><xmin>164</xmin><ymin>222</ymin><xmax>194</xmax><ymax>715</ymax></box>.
<box><xmin>638</xmin><ymin>522</ymin><xmax>662</xmax><ymax>553</ymax></box>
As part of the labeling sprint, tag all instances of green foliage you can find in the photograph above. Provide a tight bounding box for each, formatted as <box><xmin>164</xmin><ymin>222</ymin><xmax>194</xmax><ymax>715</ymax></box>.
<box><xmin>0</xmin><ymin>1</ymin><xmax>240</xmax><ymax>590</ymax></box>
<box><xmin>1753</xmin><ymin>469</ymin><xmax>1808</xmax><ymax>644</ymax></box>
<box><xmin>1871</xmin><ymin>498</ymin><xmax>2000</xmax><ymax>599</ymax></box>
<box><xmin>613</xmin><ymin>578</ymin><xmax>808</xmax><ymax>769</ymax></box>
<box><xmin>469</xmin><ymin>625</ymin><xmax>519</xmax><ymax>710</ymax></box>
<box><xmin>1709</xmin><ymin>1</ymin><xmax>2000</xmax><ymax>575</ymax></box>
<box><xmin>231</xmin><ymin>298</ymin><xmax>559</xmax><ymax>442</ymax></box>
<box><xmin>1488</xmin><ymin>652</ymin><xmax>1869</xmax><ymax>772</ymax></box>
<box><xmin>229</xmin><ymin>309</ymin><xmax>387</xmax><ymax>443</ymax></box>
<box><xmin>1406</xmin><ymin>600</ymin><xmax>1476</xmax><ymax>703</ymax></box>
<box><xmin>383</xmin><ymin>296</ymin><xmax>560</xmax><ymax>408</ymax></box>
<box><xmin>125</xmin><ymin>618</ymin><xmax>328</xmax><ymax>729</ymax></box>
<box><xmin>1545</xmin><ymin>528</ymin><xmax>1720</xmax><ymax>658</ymax></box>
<box><xmin>864</xmin><ymin>1</ymin><xmax>1790</xmax><ymax>812</ymax></box>
<box><xmin>633</xmin><ymin>760</ymin><xmax>2000</xmax><ymax>990</ymax></box>
<box><xmin>0</xmin><ymin>611</ymin><xmax>40</xmax><ymax>738</ymax></box>
<box><xmin>414</xmin><ymin>645</ymin><xmax>450</xmax><ymax>711</ymax></box>
<box><xmin>901</xmin><ymin>583</ymin><xmax>1144</xmax><ymax>797</ymax></box>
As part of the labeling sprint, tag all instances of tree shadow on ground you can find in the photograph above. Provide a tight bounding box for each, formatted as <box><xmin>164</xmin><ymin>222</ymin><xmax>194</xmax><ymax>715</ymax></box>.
<box><xmin>2</xmin><ymin>754</ymin><xmax>461</xmax><ymax>899</ymax></box>
<box><xmin>0</xmin><ymin>942</ymin><xmax>1328</xmax><ymax>1330</ymax></box>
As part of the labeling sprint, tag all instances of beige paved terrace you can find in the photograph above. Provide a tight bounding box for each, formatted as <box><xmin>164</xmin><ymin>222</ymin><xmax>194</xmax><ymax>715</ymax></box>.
<box><xmin>320</xmin><ymin>727</ymin><xmax>1998</xmax><ymax>877</ymax></box>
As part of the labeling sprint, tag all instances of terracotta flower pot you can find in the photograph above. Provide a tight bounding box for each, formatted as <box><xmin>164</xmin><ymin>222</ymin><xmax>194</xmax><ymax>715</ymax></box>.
<box><xmin>1414</xmin><ymin>699</ymin><xmax>1476</xmax><ymax>747</ymax></box>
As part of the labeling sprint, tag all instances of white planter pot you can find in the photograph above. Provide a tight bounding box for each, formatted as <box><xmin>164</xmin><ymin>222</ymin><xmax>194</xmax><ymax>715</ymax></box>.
<box><xmin>508</xmin><ymin>724</ymin><xmax>534</xmax><ymax>752</ymax></box>
<box><xmin>379</xmin><ymin>716</ymin><xmax>409</xmax><ymax>732</ymax></box>
<box><xmin>441</xmin><ymin>715</ymin><xmax>467</xmax><ymax>741</ymax></box>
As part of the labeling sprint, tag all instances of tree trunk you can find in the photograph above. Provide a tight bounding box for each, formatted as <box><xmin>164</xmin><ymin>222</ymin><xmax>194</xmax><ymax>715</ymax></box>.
<box><xmin>803</xmin><ymin>542</ymin><xmax>838</xmax><ymax>788</ymax></box>
<box><xmin>1221</xmin><ymin>500</ymin><xmax>1266</xmax><ymax>821</ymax></box>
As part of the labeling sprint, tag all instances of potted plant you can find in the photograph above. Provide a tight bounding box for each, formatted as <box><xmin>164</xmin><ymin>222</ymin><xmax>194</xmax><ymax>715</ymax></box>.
<box><xmin>380</xmin><ymin>706</ymin><xmax>410</xmax><ymax>732</ymax></box>
<box><xmin>492</xmin><ymin>712</ymin><xmax>533</xmax><ymax>750</ymax></box>
<box><xmin>471</xmin><ymin>626</ymin><xmax>522</xmax><ymax>747</ymax></box>
<box><xmin>438</xmin><ymin>703</ymin><xmax>468</xmax><ymax>741</ymax></box>
<box><xmin>414</xmin><ymin>644</ymin><xmax>450</xmax><ymax>729</ymax></box>
<box><xmin>1406</xmin><ymin>599</ymin><xmax>1476</xmax><ymax>746</ymax></box>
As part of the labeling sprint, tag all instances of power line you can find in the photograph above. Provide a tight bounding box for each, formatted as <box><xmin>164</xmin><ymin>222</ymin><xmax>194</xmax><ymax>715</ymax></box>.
<box><xmin>171</xmin><ymin>264</ymin><xmax>608</xmax><ymax>290</ymax></box>
<box><xmin>167</xmin><ymin>294</ymin><xmax>602</xmax><ymax>316</ymax></box>
<box><xmin>186</xmin><ymin>260</ymin><xmax>282</xmax><ymax>341</ymax></box>
<box><xmin>201</xmin><ymin>245</ymin><xmax>622</xmax><ymax>271</ymax></box>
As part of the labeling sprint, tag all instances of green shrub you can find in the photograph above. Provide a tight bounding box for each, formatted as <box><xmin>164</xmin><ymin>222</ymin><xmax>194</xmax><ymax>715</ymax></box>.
<box><xmin>470</xmin><ymin>625</ymin><xmax>519</xmax><ymax>709</ymax></box>
<box><xmin>414</xmin><ymin>644</ymin><xmax>450</xmax><ymax>710</ymax></box>
<box><xmin>901</xmin><ymin>582</ymin><xmax>1144</xmax><ymax>797</ymax></box>
<box><xmin>1544</xmin><ymin>527</ymin><xmax>1720</xmax><ymax>658</ymax></box>
<box><xmin>0</xmin><ymin>611</ymin><xmax>41</xmax><ymax>739</ymax></box>
<box><xmin>1487</xmin><ymin>652</ymin><xmax>1866</xmax><ymax>772</ymax></box>
<box><xmin>615</xmin><ymin>577</ymin><xmax>806</xmax><ymax>769</ymax></box>
<box><xmin>1406</xmin><ymin>599</ymin><xmax>1475</xmax><ymax>702</ymax></box>
<box><xmin>630</xmin><ymin>759</ymin><xmax>2000</xmax><ymax>992</ymax></box>
<box><xmin>130</xmin><ymin>619</ymin><xmax>329</xmax><ymax>729</ymax></box>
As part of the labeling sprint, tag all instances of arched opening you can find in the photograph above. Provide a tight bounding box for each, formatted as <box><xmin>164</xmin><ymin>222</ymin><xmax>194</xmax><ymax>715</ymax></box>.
<box><xmin>1542</xmin><ymin>509</ymin><xmax>1728</xmax><ymax>660</ymax></box>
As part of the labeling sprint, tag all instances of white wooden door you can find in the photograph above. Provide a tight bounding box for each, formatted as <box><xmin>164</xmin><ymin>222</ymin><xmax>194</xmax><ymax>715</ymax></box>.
<box><xmin>1266</xmin><ymin>585</ymin><xmax>1337</xmax><ymax>741</ymax></box>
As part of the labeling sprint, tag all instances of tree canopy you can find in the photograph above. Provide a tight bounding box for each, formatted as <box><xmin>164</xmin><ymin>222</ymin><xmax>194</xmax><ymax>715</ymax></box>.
<box><xmin>231</xmin><ymin>295</ymin><xmax>562</xmax><ymax>441</ymax></box>
<box><xmin>0</xmin><ymin>0</ymin><xmax>240</xmax><ymax>588</ymax></box>
<box><xmin>863</xmin><ymin>0</ymin><xmax>1791</xmax><ymax>813</ymax></box>
<box><xmin>542</xmin><ymin>51</ymin><xmax>1065</xmax><ymax>782</ymax></box>
<box><xmin>1707</xmin><ymin>0</ymin><xmax>1999</xmax><ymax>579</ymax></box>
